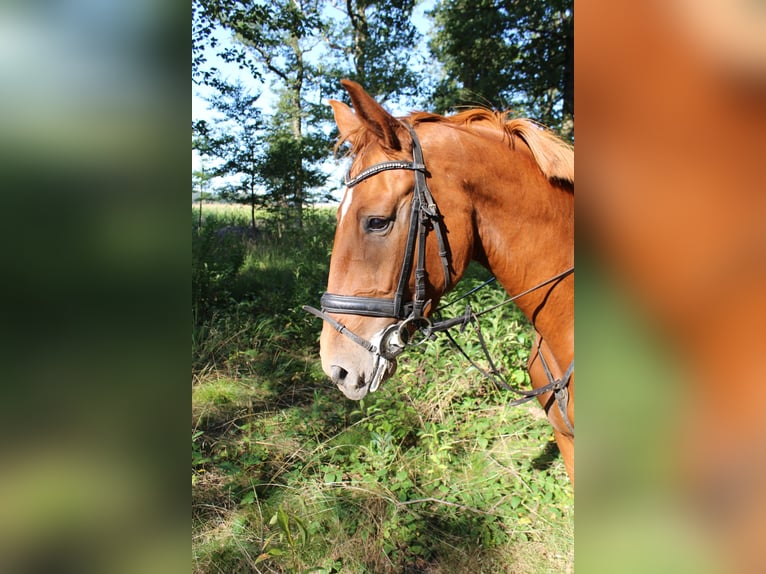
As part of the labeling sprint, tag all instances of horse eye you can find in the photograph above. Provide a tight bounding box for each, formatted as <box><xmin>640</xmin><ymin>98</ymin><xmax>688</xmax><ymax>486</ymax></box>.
<box><xmin>365</xmin><ymin>217</ymin><xmax>391</xmax><ymax>233</ymax></box>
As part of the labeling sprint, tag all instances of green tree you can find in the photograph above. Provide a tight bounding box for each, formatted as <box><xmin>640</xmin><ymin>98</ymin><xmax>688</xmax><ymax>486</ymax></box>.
<box><xmin>429</xmin><ymin>0</ymin><xmax>573</xmax><ymax>138</ymax></box>
<box><xmin>192</xmin><ymin>163</ymin><xmax>216</xmax><ymax>231</ymax></box>
<box><xmin>202</xmin><ymin>0</ymin><xmax>331</xmax><ymax>227</ymax></box>
<box><xmin>192</xmin><ymin>0</ymin><xmax>432</xmax><ymax>223</ymax></box>
<box><xmin>429</xmin><ymin>0</ymin><xmax>518</xmax><ymax>111</ymax></box>
<box><xmin>192</xmin><ymin>83</ymin><xmax>264</xmax><ymax>232</ymax></box>
<box><xmin>192</xmin><ymin>0</ymin><xmax>268</xmax><ymax>89</ymax></box>
<box><xmin>508</xmin><ymin>0</ymin><xmax>573</xmax><ymax>136</ymax></box>
<box><xmin>258</xmin><ymin>89</ymin><xmax>331</xmax><ymax>235</ymax></box>
<box><xmin>323</xmin><ymin>0</ymin><xmax>422</xmax><ymax>102</ymax></box>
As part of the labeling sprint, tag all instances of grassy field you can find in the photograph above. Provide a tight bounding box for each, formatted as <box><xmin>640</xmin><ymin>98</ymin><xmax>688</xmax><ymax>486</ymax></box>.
<box><xmin>192</xmin><ymin>203</ymin><xmax>573</xmax><ymax>573</ymax></box>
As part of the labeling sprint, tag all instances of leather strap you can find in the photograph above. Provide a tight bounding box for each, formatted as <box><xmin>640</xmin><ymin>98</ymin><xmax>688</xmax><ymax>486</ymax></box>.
<box><xmin>325</xmin><ymin>122</ymin><xmax>451</xmax><ymax>321</ymax></box>
<box><xmin>302</xmin><ymin>305</ymin><xmax>377</xmax><ymax>354</ymax></box>
<box><xmin>344</xmin><ymin>161</ymin><xmax>426</xmax><ymax>188</ymax></box>
<box><xmin>320</xmin><ymin>293</ymin><xmax>410</xmax><ymax>319</ymax></box>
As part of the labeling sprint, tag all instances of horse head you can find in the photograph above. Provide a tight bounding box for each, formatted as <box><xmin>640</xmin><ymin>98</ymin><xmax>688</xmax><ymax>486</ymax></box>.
<box><xmin>315</xmin><ymin>80</ymin><xmax>473</xmax><ymax>399</ymax></box>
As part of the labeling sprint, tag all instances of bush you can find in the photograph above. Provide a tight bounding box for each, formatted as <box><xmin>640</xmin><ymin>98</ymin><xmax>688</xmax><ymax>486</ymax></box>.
<box><xmin>192</xmin><ymin>204</ymin><xmax>573</xmax><ymax>574</ymax></box>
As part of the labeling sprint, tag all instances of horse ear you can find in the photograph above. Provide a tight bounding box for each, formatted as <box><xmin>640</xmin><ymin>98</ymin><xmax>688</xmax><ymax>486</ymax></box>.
<box><xmin>339</xmin><ymin>79</ymin><xmax>403</xmax><ymax>151</ymax></box>
<box><xmin>329</xmin><ymin>99</ymin><xmax>361</xmax><ymax>141</ymax></box>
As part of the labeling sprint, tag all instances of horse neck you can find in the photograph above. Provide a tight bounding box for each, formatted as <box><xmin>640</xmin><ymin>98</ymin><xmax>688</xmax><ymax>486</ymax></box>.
<box><xmin>468</xmin><ymin>146</ymin><xmax>574</xmax><ymax>359</ymax></box>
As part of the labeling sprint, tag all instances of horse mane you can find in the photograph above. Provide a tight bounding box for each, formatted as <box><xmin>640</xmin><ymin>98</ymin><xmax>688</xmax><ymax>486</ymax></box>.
<box><xmin>337</xmin><ymin>108</ymin><xmax>574</xmax><ymax>185</ymax></box>
<box><xmin>410</xmin><ymin>110</ymin><xmax>574</xmax><ymax>185</ymax></box>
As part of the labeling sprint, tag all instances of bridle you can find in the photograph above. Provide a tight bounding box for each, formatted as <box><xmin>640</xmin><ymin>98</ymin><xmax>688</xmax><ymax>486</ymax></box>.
<box><xmin>303</xmin><ymin>121</ymin><xmax>574</xmax><ymax>434</ymax></box>
<box><xmin>303</xmin><ymin>123</ymin><xmax>451</xmax><ymax>362</ymax></box>
<box><xmin>310</xmin><ymin>123</ymin><xmax>450</xmax><ymax>324</ymax></box>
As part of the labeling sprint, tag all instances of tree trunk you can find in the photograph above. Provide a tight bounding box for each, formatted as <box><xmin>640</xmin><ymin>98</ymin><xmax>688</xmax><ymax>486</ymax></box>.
<box><xmin>198</xmin><ymin>196</ymin><xmax>203</xmax><ymax>233</ymax></box>
<box><xmin>250</xmin><ymin>183</ymin><xmax>256</xmax><ymax>235</ymax></box>
<box><xmin>561</xmin><ymin>16</ymin><xmax>574</xmax><ymax>139</ymax></box>
<box><xmin>347</xmin><ymin>0</ymin><xmax>369</xmax><ymax>81</ymax></box>
<box><xmin>288</xmin><ymin>18</ymin><xmax>305</xmax><ymax>229</ymax></box>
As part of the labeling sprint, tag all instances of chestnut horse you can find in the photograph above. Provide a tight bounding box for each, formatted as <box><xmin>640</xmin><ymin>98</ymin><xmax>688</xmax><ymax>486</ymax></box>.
<box><xmin>306</xmin><ymin>80</ymin><xmax>574</xmax><ymax>482</ymax></box>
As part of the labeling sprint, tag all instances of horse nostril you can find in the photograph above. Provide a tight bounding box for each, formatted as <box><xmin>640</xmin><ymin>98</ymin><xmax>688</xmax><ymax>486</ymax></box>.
<box><xmin>330</xmin><ymin>365</ymin><xmax>348</xmax><ymax>383</ymax></box>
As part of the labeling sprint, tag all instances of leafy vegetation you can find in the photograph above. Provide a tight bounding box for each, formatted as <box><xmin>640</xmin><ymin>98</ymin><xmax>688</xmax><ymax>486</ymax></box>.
<box><xmin>192</xmin><ymin>204</ymin><xmax>573</xmax><ymax>573</ymax></box>
<box><xmin>429</xmin><ymin>0</ymin><xmax>573</xmax><ymax>138</ymax></box>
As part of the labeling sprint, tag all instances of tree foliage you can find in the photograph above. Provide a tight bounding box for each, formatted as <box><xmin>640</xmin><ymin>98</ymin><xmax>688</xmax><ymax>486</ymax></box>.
<box><xmin>323</xmin><ymin>0</ymin><xmax>422</xmax><ymax>102</ymax></box>
<box><xmin>191</xmin><ymin>0</ymin><xmax>574</xmax><ymax>216</ymax></box>
<box><xmin>429</xmin><ymin>0</ymin><xmax>518</xmax><ymax>111</ymax></box>
<box><xmin>429</xmin><ymin>0</ymin><xmax>573</xmax><ymax>138</ymax></box>
<box><xmin>192</xmin><ymin>0</ymin><xmax>269</xmax><ymax>90</ymax></box>
<box><xmin>193</xmin><ymin>0</ymin><xmax>332</xmax><ymax>228</ymax></box>
<box><xmin>192</xmin><ymin>83</ymin><xmax>264</xmax><ymax>231</ymax></box>
<box><xmin>231</xmin><ymin>0</ymin><xmax>330</xmax><ymax>227</ymax></box>
<box><xmin>258</xmin><ymin>90</ymin><xmax>333</xmax><ymax>232</ymax></box>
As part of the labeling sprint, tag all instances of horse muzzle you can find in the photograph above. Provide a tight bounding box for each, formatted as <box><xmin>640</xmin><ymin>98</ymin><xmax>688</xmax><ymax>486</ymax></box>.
<box><xmin>304</xmin><ymin>304</ymin><xmax>434</xmax><ymax>399</ymax></box>
<box><xmin>328</xmin><ymin>339</ymin><xmax>397</xmax><ymax>400</ymax></box>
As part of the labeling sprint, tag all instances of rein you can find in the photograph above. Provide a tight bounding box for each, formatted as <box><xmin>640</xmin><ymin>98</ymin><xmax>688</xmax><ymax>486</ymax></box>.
<box><xmin>429</xmin><ymin>268</ymin><xmax>575</xmax><ymax>435</ymax></box>
<box><xmin>303</xmin><ymin>121</ymin><xmax>573</xmax><ymax>433</ymax></box>
<box><xmin>421</xmin><ymin>266</ymin><xmax>575</xmax><ymax>435</ymax></box>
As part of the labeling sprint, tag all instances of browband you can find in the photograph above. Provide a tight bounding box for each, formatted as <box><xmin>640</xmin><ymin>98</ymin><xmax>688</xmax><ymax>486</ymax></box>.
<box><xmin>344</xmin><ymin>161</ymin><xmax>426</xmax><ymax>188</ymax></box>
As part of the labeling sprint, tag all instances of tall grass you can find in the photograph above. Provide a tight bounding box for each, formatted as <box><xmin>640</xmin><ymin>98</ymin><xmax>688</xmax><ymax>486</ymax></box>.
<box><xmin>192</xmin><ymin>205</ymin><xmax>573</xmax><ymax>573</ymax></box>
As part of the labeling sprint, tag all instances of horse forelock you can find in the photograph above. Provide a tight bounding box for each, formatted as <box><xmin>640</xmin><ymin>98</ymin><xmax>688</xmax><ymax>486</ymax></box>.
<box><xmin>410</xmin><ymin>110</ymin><xmax>574</xmax><ymax>186</ymax></box>
<box><xmin>335</xmin><ymin>125</ymin><xmax>412</xmax><ymax>173</ymax></box>
<box><xmin>336</xmin><ymin>105</ymin><xmax>416</xmax><ymax>154</ymax></box>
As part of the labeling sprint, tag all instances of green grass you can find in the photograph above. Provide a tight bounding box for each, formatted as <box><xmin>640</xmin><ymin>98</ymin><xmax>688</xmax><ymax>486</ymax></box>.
<box><xmin>192</xmin><ymin>206</ymin><xmax>573</xmax><ymax>573</ymax></box>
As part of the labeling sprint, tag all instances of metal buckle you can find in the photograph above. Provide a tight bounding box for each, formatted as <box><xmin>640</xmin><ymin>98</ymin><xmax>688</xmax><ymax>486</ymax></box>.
<box><xmin>396</xmin><ymin>316</ymin><xmax>433</xmax><ymax>347</ymax></box>
<box><xmin>378</xmin><ymin>316</ymin><xmax>434</xmax><ymax>359</ymax></box>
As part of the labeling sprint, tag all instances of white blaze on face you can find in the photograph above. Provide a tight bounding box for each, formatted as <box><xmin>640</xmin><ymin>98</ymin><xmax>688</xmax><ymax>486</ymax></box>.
<box><xmin>339</xmin><ymin>187</ymin><xmax>354</xmax><ymax>223</ymax></box>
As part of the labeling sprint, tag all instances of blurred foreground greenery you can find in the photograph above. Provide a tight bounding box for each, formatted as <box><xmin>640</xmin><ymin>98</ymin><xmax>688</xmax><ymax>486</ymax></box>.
<box><xmin>575</xmin><ymin>260</ymin><xmax>722</xmax><ymax>573</ymax></box>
